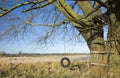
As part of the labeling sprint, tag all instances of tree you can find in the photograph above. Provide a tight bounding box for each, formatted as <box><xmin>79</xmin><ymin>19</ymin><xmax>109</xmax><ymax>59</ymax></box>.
<box><xmin>18</xmin><ymin>51</ymin><xmax>22</xmax><ymax>55</ymax></box>
<box><xmin>0</xmin><ymin>0</ymin><xmax>120</xmax><ymax>77</ymax></box>
<box><xmin>0</xmin><ymin>51</ymin><xmax>6</xmax><ymax>55</ymax></box>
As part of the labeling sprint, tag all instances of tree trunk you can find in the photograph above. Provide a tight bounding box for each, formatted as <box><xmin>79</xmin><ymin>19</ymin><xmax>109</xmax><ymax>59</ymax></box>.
<box><xmin>83</xmin><ymin>32</ymin><xmax>110</xmax><ymax>78</ymax></box>
<box><xmin>72</xmin><ymin>18</ymin><xmax>109</xmax><ymax>77</ymax></box>
<box><xmin>105</xmin><ymin>1</ymin><xmax>120</xmax><ymax>77</ymax></box>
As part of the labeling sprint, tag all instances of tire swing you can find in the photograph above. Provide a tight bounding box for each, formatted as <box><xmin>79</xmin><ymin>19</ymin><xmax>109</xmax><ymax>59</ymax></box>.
<box><xmin>60</xmin><ymin>27</ymin><xmax>71</xmax><ymax>68</ymax></box>
<box><xmin>60</xmin><ymin>57</ymin><xmax>71</xmax><ymax>68</ymax></box>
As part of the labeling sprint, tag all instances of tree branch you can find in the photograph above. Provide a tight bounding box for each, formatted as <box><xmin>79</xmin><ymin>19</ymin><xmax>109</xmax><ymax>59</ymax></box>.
<box><xmin>58</xmin><ymin>0</ymin><xmax>80</xmax><ymax>20</ymax></box>
<box><xmin>95</xmin><ymin>0</ymin><xmax>108</xmax><ymax>9</ymax></box>
<box><xmin>0</xmin><ymin>7</ymin><xmax>7</xmax><ymax>11</ymax></box>
<box><xmin>81</xmin><ymin>1</ymin><xmax>108</xmax><ymax>20</ymax></box>
<box><xmin>0</xmin><ymin>1</ymin><xmax>46</xmax><ymax>17</ymax></box>
<box><xmin>22</xmin><ymin>0</ymin><xmax>56</xmax><ymax>12</ymax></box>
<box><xmin>77</xmin><ymin>1</ymin><xmax>94</xmax><ymax>16</ymax></box>
<box><xmin>25</xmin><ymin>20</ymin><xmax>69</xmax><ymax>27</ymax></box>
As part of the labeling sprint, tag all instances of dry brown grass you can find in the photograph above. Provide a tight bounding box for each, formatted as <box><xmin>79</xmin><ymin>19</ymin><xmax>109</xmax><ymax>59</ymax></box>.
<box><xmin>0</xmin><ymin>54</ymin><xmax>120</xmax><ymax>78</ymax></box>
<box><xmin>0</xmin><ymin>55</ymin><xmax>90</xmax><ymax>78</ymax></box>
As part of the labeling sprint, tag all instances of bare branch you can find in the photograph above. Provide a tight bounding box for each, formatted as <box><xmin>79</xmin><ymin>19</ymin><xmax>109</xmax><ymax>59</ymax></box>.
<box><xmin>51</xmin><ymin>0</ymin><xmax>82</xmax><ymax>24</ymax></box>
<box><xmin>77</xmin><ymin>1</ymin><xmax>94</xmax><ymax>15</ymax></box>
<box><xmin>36</xmin><ymin>26</ymin><xmax>56</xmax><ymax>47</ymax></box>
<box><xmin>81</xmin><ymin>4</ymin><xmax>105</xmax><ymax>20</ymax></box>
<box><xmin>95</xmin><ymin>0</ymin><xmax>108</xmax><ymax>8</ymax></box>
<box><xmin>0</xmin><ymin>1</ymin><xmax>46</xmax><ymax>17</ymax></box>
<box><xmin>24</xmin><ymin>20</ymin><xmax>69</xmax><ymax>27</ymax></box>
<box><xmin>22</xmin><ymin>0</ymin><xmax>56</xmax><ymax>12</ymax></box>
<box><xmin>0</xmin><ymin>7</ymin><xmax>7</xmax><ymax>11</ymax></box>
<box><xmin>58</xmin><ymin>0</ymin><xmax>80</xmax><ymax>20</ymax></box>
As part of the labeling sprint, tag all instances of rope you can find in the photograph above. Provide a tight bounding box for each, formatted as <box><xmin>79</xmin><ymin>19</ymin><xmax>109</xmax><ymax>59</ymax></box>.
<box><xmin>64</xmin><ymin>26</ymin><xmax>67</xmax><ymax>54</ymax></box>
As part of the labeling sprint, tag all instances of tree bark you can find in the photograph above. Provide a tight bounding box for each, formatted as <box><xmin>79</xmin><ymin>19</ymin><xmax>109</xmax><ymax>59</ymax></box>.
<box><xmin>72</xmin><ymin>1</ymin><xmax>110</xmax><ymax>77</ymax></box>
<box><xmin>105</xmin><ymin>1</ymin><xmax>120</xmax><ymax>77</ymax></box>
<box><xmin>82</xmin><ymin>30</ymin><xmax>110</xmax><ymax>78</ymax></box>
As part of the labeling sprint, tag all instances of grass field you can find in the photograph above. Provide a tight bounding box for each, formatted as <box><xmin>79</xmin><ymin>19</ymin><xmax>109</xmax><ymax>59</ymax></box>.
<box><xmin>0</xmin><ymin>54</ymin><xmax>120</xmax><ymax>78</ymax></box>
<box><xmin>0</xmin><ymin>54</ymin><xmax>90</xmax><ymax>78</ymax></box>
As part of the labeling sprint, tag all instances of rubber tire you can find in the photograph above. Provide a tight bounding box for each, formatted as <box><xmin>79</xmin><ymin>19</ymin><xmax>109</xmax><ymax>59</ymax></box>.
<box><xmin>60</xmin><ymin>57</ymin><xmax>71</xmax><ymax>68</ymax></box>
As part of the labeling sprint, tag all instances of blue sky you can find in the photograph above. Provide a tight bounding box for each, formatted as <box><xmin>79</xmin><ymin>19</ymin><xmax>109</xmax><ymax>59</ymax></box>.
<box><xmin>0</xmin><ymin>22</ymin><xmax>107</xmax><ymax>54</ymax></box>
<box><xmin>0</xmin><ymin>26</ymin><xmax>107</xmax><ymax>54</ymax></box>
<box><xmin>0</xmin><ymin>23</ymin><xmax>90</xmax><ymax>54</ymax></box>
<box><xmin>0</xmin><ymin>38</ymin><xmax>90</xmax><ymax>54</ymax></box>
<box><xmin>0</xmin><ymin>17</ymin><xmax>90</xmax><ymax>54</ymax></box>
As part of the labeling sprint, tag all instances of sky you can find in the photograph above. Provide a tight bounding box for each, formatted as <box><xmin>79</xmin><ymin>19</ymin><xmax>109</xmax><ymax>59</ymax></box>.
<box><xmin>0</xmin><ymin>26</ymin><xmax>107</xmax><ymax>54</ymax></box>
<box><xmin>0</xmin><ymin>23</ymin><xmax>90</xmax><ymax>54</ymax></box>
<box><xmin>0</xmin><ymin>22</ymin><xmax>108</xmax><ymax>54</ymax></box>
<box><xmin>0</xmin><ymin>15</ymin><xmax>90</xmax><ymax>54</ymax></box>
<box><xmin>0</xmin><ymin>0</ymin><xmax>108</xmax><ymax>54</ymax></box>
<box><xmin>0</xmin><ymin>38</ymin><xmax>90</xmax><ymax>54</ymax></box>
